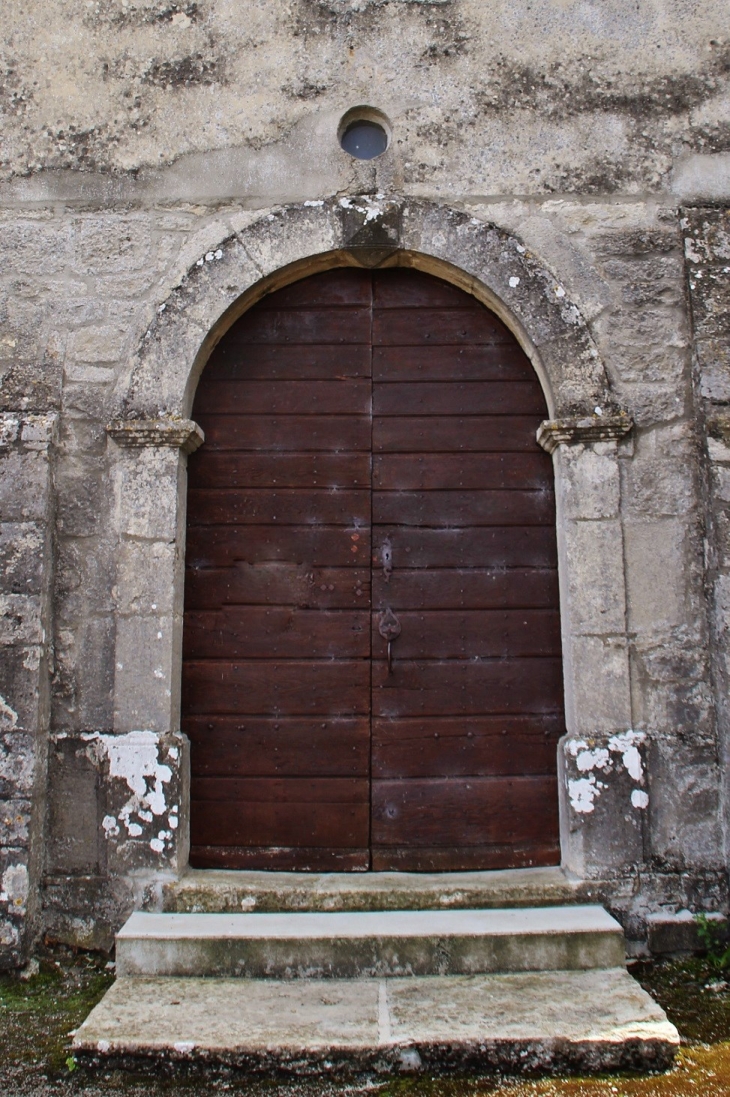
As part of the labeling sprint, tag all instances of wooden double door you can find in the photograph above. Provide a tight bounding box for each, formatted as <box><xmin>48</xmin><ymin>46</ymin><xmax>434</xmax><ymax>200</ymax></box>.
<box><xmin>182</xmin><ymin>267</ymin><xmax>564</xmax><ymax>872</ymax></box>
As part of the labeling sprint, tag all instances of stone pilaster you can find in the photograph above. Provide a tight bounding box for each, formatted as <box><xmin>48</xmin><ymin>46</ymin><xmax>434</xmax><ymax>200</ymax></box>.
<box><xmin>0</xmin><ymin>412</ymin><xmax>57</xmax><ymax>968</ymax></box>
<box><xmin>682</xmin><ymin>206</ymin><xmax>730</xmax><ymax>881</ymax></box>
<box><xmin>538</xmin><ymin>414</ymin><xmax>646</xmax><ymax>878</ymax></box>
<box><xmin>100</xmin><ymin>418</ymin><xmax>201</xmax><ymax>878</ymax></box>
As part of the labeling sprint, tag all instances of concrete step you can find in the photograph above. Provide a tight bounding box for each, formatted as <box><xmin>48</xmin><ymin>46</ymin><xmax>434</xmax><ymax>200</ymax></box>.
<box><xmin>160</xmin><ymin>865</ymin><xmax>597</xmax><ymax>914</ymax></box>
<box><xmin>73</xmin><ymin>969</ymin><xmax>679</xmax><ymax>1074</ymax></box>
<box><xmin>116</xmin><ymin>905</ymin><xmax>624</xmax><ymax>978</ymax></box>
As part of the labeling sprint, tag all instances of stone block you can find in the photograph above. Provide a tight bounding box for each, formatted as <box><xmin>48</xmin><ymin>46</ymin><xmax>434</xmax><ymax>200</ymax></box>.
<box><xmin>67</xmin><ymin>325</ymin><xmax>130</xmax><ymax>364</ymax></box>
<box><xmin>113</xmin><ymin>615</ymin><xmax>179</xmax><ymax>734</ymax></box>
<box><xmin>0</xmin><ymin>594</ymin><xmax>43</xmax><ymax>648</ymax></box>
<box><xmin>71</xmin><ymin>216</ymin><xmax>152</xmax><ymax>275</ymax></box>
<box><xmin>0</xmin><ymin>221</ymin><xmax>73</xmax><ymax>276</ymax></box>
<box><xmin>554</xmin><ymin>443</ymin><xmax>620</xmax><ymax>521</ymax></box>
<box><xmin>647</xmin><ymin>738</ymin><xmax>724</xmax><ymax>873</ymax></box>
<box><xmin>698</xmin><ymin>337</ymin><xmax>730</xmax><ymax>401</ymax></box>
<box><xmin>0</xmin><ymin>849</ymin><xmax>30</xmax><ymax>969</ymax></box>
<box><xmin>55</xmin><ymin>458</ymin><xmax>107</xmax><ymax>538</ymax></box>
<box><xmin>0</xmin><ymin>646</ymin><xmax>45</xmax><ymax>735</ymax></box>
<box><xmin>623</xmin><ymin>425</ymin><xmax>696</xmax><ymax>518</ymax></box>
<box><xmin>46</xmin><ymin>738</ymin><xmax>101</xmax><ymax>876</ymax></box>
<box><xmin>624</xmin><ymin>519</ymin><xmax>687</xmax><ymax>634</ymax></box>
<box><xmin>0</xmin><ymin>452</ymin><xmax>51</xmax><ymax>523</ymax></box>
<box><xmin>113</xmin><ymin>446</ymin><xmax>183</xmax><ymax>542</ymax></box>
<box><xmin>79</xmin><ymin>730</ymin><xmax>189</xmax><ymax>876</ymax></box>
<box><xmin>559</xmin><ymin>731</ymin><xmax>648</xmax><ymax>878</ymax></box>
<box><xmin>42</xmin><ymin>873</ymin><xmax>135</xmax><ymax>953</ymax></box>
<box><xmin>116</xmin><ymin>540</ymin><xmax>180</xmax><ymax>618</ymax></box>
<box><xmin>0</xmin><ymin>524</ymin><xmax>45</xmax><ymax>594</ymax></box>
<box><xmin>646</xmin><ymin>910</ymin><xmax>726</xmax><ymax>955</ymax></box>
<box><xmin>0</xmin><ymin>799</ymin><xmax>31</xmax><ymax>846</ymax></box>
<box><xmin>564</xmin><ymin>636</ymin><xmax>632</xmax><ymax>736</ymax></box>
<box><xmin>631</xmin><ymin>638</ymin><xmax>714</xmax><ymax>737</ymax></box>
<box><xmin>562</xmin><ymin>519</ymin><xmax>627</xmax><ymax>635</ymax></box>
<box><xmin>0</xmin><ymin>731</ymin><xmax>36</xmax><ymax>799</ymax></box>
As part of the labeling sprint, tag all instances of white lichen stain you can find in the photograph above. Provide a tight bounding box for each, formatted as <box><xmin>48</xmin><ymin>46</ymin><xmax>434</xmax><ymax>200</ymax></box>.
<box><xmin>568</xmin><ymin>774</ymin><xmax>606</xmax><ymax>814</ymax></box>
<box><xmin>338</xmin><ymin>195</ymin><xmax>383</xmax><ymax>223</ymax></box>
<box><xmin>88</xmin><ymin>731</ymin><xmax>174</xmax><ymax>853</ymax></box>
<box><xmin>608</xmin><ymin>730</ymin><xmax>645</xmax><ymax>782</ymax></box>
<box><xmin>509</xmin><ymin>276</ymin><xmax>521</xmax><ymax>288</ymax></box>
<box><xmin>0</xmin><ymin>693</ymin><xmax>19</xmax><ymax>729</ymax></box>
<box><xmin>0</xmin><ymin>863</ymin><xmax>29</xmax><ymax>911</ymax></box>
<box><xmin>567</xmin><ymin>730</ymin><xmax>647</xmax><ymax>815</ymax></box>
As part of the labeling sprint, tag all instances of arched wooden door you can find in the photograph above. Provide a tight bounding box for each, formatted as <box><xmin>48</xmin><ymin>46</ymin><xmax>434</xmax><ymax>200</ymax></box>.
<box><xmin>182</xmin><ymin>267</ymin><xmax>564</xmax><ymax>871</ymax></box>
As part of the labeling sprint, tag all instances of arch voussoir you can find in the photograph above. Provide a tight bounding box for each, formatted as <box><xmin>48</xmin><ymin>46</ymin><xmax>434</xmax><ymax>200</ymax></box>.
<box><xmin>120</xmin><ymin>197</ymin><xmax>615</xmax><ymax>423</ymax></box>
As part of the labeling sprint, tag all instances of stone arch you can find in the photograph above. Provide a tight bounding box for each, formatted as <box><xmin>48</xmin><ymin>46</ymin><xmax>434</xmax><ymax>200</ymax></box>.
<box><xmin>107</xmin><ymin>197</ymin><xmax>636</xmax><ymax>885</ymax></box>
<box><xmin>119</xmin><ymin>197</ymin><xmax>615</xmax><ymax>422</ymax></box>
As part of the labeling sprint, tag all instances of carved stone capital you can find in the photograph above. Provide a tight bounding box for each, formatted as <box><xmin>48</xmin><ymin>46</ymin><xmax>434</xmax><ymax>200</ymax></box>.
<box><xmin>107</xmin><ymin>418</ymin><xmax>204</xmax><ymax>454</ymax></box>
<box><xmin>537</xmin><ymin>414</ymin><xmax>633</xmax><ymax>454</ymax></box>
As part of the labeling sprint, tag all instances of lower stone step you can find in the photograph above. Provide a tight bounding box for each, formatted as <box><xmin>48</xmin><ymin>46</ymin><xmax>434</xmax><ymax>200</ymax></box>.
<box><xmin>73</xmin><ymin>969</ymin><xmax>679</xmax><ymax>1074</ymax></box>
<box><xmin>116</xmin><ymin>905</ymin><xmax>624</xmax><ymax>978</ymax></box>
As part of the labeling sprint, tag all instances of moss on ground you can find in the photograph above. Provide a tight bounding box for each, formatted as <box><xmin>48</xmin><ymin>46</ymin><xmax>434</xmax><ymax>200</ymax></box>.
<box><xmin>2</xmin><ymin>951</ymin><xmax>730</xmax><ymax>1095</ymax></box>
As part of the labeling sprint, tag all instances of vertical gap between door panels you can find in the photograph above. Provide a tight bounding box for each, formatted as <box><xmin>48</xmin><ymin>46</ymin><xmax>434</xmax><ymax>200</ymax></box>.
<box><xmin>367</xmin><ymin>271</ymin><xmax>374</xmax><ymax>869</ymax></box>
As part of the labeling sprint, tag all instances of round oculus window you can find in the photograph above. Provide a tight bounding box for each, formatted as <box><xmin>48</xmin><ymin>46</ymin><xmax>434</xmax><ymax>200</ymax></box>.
<box><xmin>340</xmin><ymin>119</ymin><xmax>388</xmax><ymax>160</ymax></box>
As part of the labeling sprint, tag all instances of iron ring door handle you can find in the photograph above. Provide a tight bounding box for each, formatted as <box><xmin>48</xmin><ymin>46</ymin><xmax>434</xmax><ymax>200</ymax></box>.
<box><xmin>378</xmin><ymin>607</ymin><xmax>402</xmax><ymax>675</ymax></box>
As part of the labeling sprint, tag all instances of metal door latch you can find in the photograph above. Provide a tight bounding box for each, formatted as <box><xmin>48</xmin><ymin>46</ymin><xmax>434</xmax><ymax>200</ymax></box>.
<box><xmin>378</xmin><ymin>607</ymin><xmax>401</xmax><ymax>675</ymax></box>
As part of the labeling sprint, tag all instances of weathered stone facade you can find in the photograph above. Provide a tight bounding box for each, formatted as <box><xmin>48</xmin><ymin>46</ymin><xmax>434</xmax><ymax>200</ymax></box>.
<box><xmin>0</xmin><ymin>0</ymin><xmax>728</xmax><ymax>965</ymax></box>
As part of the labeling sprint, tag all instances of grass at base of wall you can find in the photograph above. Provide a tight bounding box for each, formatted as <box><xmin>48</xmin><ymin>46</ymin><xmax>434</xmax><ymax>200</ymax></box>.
<box><xmin>2</xmin><ymin>950</ymin><xmax>730</xmax><ymax>1096</ymax></box>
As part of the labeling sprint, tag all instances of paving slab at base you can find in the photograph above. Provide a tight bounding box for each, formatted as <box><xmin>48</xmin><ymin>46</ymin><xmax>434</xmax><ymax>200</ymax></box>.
<box><xmin>73</xmin><ymin>968</ymin><xmax>679</xmax><ymax>1075</ymax></box>
<box><xmin>161</xmin><ymin>866</ymin><xmax>595</xmax><ymax>914</ymax></box>
<box><xmin>116</xmin><ymin>905</ymin><xmax>625</xmax><ymax>977</ymax></box>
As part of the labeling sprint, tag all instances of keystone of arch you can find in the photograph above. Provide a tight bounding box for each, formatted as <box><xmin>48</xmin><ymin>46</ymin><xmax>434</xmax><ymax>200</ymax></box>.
<box><xmin>119</xmin><ymin>197</ymin><xmax>614</xmax><ymax>422</ymax></box>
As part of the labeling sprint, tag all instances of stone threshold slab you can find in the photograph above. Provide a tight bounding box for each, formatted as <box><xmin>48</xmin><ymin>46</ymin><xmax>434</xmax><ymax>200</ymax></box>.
<box><xmin>73</xmin><ymin>968</ymin><xmax>679</xmax><ymax>1075</ymax></box>
<box><xmin>116</xmin><ymin>905</ymin><xmax>624</xmax><ymax>977</ymax></box>
<box><xmin>161</xmin><ymin>865</ymin><xmax>595</xmax><ymax>914</ymax></box>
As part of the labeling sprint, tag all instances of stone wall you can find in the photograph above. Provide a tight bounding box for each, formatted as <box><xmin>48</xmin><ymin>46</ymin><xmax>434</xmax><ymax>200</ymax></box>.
<box><xmin>0</xmin><ymin>0</ymin><xmax>727</xmax><ymax>963</ymax></box>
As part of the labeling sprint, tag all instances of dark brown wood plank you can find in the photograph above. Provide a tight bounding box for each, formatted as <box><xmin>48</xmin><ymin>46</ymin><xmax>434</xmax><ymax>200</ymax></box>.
<box><xmin>373</xmin><ymin>308</ymin><xmax>519</xmax><ymax>346</ymax></box>
<box><xmin>189</xmin><ymin>454</ymin><xmax>370</xmax><ymax>490</ymax></box>
<box><xmin>372</xmin><ymin>269</ymin><xmax>490</xmax><ymax>310</ymax></box>
<box><xmin>208</xmin><ymin>344</ymin><xmax>371</xmax><ymax>380</ymax></box>
<box><xmin>184</xmin><ymin>716</ymin><xmax>370</xmax><ymax>777</ymax></box>
<box><xmin>373</xmin><ymin>416</ymin><xmax>543</xmax><ymax>452</ymax></box>
<box><xmin>371</xmin><ymin>658</ymin><xmax>564</xmax><ymax>716</ymax></box>
<box><xmin>185</xmin><ymin>565</ymin><xmax>371</xmax><ymax>609</ymax></box>
<box><xmin>373</xmin><ymin>453</ymin><xmax>553</xmax><ymax>491</ymax></box>
<box><xmin>199</xmin><ymin>415</ymin><xmax>371</xmax><ymax>452</ymax></box>
<box><xmin>188</xmin><ymin>488</ymin><xmax>370</xmax><ymax>526</ymax></box>
<box><xmin>183</xmin><ymin>659</ymin><xmax>370</xmax><ymax>715</ymax></box>
<box><xmin>374</xmin><ymin>381</ymin><xmax>546</xmax><ymax>417</ymax></box>
<box><xmin>192</xmin><ymin>776</ymin><xmax>369</xmax><ymax>803</ymax></box>
<box><xmin>371</xmin><ymin>568</ymin><xmax>558</xmax><ymax>610</ymax></box>
<box><xmin>371</xmin><ymin>715</ymin><xmax>563</xmax><ymax>778</ymax></box>
<box><xmin>373</xmin><ymin>489</ymin><xmax>554</xmax><ymax>527</ymax></box>
<box><xmin>371</xmin><ymin>842</ymin><xmax>559</xmax><ymax>872</ymax></box>
<box><xmin>371</xmin><ymin>775</ymin><xmax>559</xmax><ymax>846</ymax></box>
<box><xmin>191</xmin><ymin>796</ymin><xmax>369</xmax><ymax>847</ymax></box>
<box><xmin>184</xmin><ymin>608</ymin><xmax>370</xmax><ymax>660</ymax></box>
<box><xmin>186</xmin><ymin>525</ymin><xmax>372</xmax><ymax>568</ymax></box>
<box><xmin>195</xmin><ymin>379</ymin><xmax>371</xmax><ymax>416</ymax></box>
<box><xmin>257</xmin><ymin>269</ymin><xmax>373</xmax><ymax>308</ymax></box>
<box><xmin>369</xmin><ymin>609</ymin><xmax>561</xmax><ymax>660</ymax></box>
<box><xmin>190</xmin><ymin>846</ymin><xmax>370</xmax><ymax>870</ymax></box>
<box><xmin>373</xmin><ymin>345</ymin><xmax>535</xmax><ymax>381</ymax></box>
<box><xmin>229</xmin><ymin>308</ymin><xmax>372</xmax><ymax>345</ymax></box>
<box><xmin>371</xmin><ymin>527</ymin><xmax>557</xmax><ymax>569</ymax></box>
